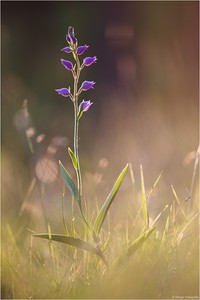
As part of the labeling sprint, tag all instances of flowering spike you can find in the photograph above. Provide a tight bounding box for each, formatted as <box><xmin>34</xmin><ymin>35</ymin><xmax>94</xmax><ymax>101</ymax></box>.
<box><xmin>77</xmin><ymin>45</ymin><xmax>89</xmax><ymax>55</ymax></box>
<box><xmin>83</xmin><ymin>56</ymin><xmax>97</xmax><ymax>67</ymax></box>
<box><xmin>55</xmin><ymin>88</ymin><xmax>70</xmax><ymax>97</ymax></box>
<box><xmin>81</xmin><ymin>81</ymin><xmax>96</xmax><ymax>91</ymax></box>
<box><xmin>61</xmin><ymin>59</ymin><xmax>73</xmax><ymax>70</ymax></box>
<box><xmin>61</xmin><ymin>46</ymin><xmax>71</xmax><ymax>53</ymax></box>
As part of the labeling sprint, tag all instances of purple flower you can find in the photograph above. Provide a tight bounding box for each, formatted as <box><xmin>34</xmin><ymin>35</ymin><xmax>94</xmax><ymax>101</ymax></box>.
<box><xmin>83</xmin><ymin>56</ymin><xmax>97</xmax><ymax>66</ymax></box>
<box><xmin>78</xmin><ymin>100</ymin><xmax>93</xmax><ymax>120</ymax></box>
<box><xmin>81</xmin><ymin>81</ymin><xmax>96</xmax><ymax>91</ymax></box>
<box><xmin>55</xmin><ymin>88</ymin><xmax>70</xmax><ymax>97</ymax></box>
<box><xmin>66</xmin><ymin>26</ymin><xmax>77</xmax><ymax>45</ymax></box>
<box><xmin>76</xmin><ymin>45</ymin><xmax>89</xmax><ymax>55</ymax></box>
<box><xmin>61</xmin><ymin>59</ymin><xmax>73</xmax><ymax>70</ymax></box>
<box><xmin>61</xmin><ymin>46</ymin><xmax>71</xmax><ymax>53</ymax></box>
<box><xmin>79</xmin><ymin>100</ymin><xmax>93</xmax><ymax>112</ymax></box>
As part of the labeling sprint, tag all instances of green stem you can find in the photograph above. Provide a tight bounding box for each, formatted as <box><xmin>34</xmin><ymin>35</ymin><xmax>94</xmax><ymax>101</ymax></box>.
<box><xmin>73</xmin><ymin>55</ymin><xmax>88</xmax><ymax>227</ymax></box>
<box><xmin>73</xmin><ymin>101</ymin><xmax>82</xmax><ymax>201</ymax></box>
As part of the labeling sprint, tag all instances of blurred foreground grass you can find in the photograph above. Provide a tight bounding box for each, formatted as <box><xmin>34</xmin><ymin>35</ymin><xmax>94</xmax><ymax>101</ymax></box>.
<box><xmin>1</xmin><ymin>156</ymin><xmax>199</xmax><ymax>299</ymax></box>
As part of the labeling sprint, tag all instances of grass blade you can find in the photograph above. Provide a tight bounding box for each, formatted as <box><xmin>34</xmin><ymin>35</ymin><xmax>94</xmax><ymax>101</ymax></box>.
<box><xmin>93</xmin><ymin>164</ymin><xmax>129</xmax><ymax>238</ymax></box>
<box><xmin>146</xmin><ymin>171</ymin><xmax>163</xmax><ymax>201</ymax></box>
<box><xmin>151</xmin><ymin>204</ymin><xmax>169</xmax><ymax>227</ymax></box>
<box><xmin>59</xmin><ymin>160</ymin><xmax>79</xmax><ymax>201</ymax></box>
<box><xmin>115</xmin><ymin>226</ymin><xmax>156</xmax><ymax>266</ymax></box>
<box><xmin>127</xmin><ymin>225</ymin><xmax>156</xmax><ymax>256</ymax></box>
<box><xmin>140</xmin><ymin>165</ymin><xmax>148</xmax><ymax>227</ymax></box>
<box><xmin>171</xmin><ymin>185</ymin><xmax>187</xmax><ymax>222</ymax></box>
<box><xmin>176</xmin><ymin>212</ymin><xmax>198</xmax><ymax>245</ymax></box>
<box><xmin>161</xmin><ymin>213</ymin><xmax>170</xmax><ymax>246</ymax></box>
<box><xmin>131</xmin><ymin>171</ymin><xmax>163</xmax><ymax>229</ymax></box>
<box><xmin>68</xmin><ymin>147</ymin><xmax>78</xmax><ymax>171</ymax></box>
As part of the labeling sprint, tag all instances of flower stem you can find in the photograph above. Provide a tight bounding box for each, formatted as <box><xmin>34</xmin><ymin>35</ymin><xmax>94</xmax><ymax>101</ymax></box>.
<box><xmin>73</xmin><ymin>55</ymin><xmax>88</xmax><ymax>227</ymax></box>
<box><xmin>73</xmin><ymin>100</ymin><xmax>82</xmax><ymax>200</ymax></box>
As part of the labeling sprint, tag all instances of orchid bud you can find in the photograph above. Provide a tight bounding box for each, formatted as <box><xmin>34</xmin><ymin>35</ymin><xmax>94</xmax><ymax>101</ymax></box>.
<box><xmin>61</xmin><ymin>59</ymin><xmax>73</xmax><ymax>70</ymax></box>
<box><xmin>67</xmin><ymin>26</ymin><xmax>77</xmax><ymax>45</ymax></box>
<box><xmin>76</xmin><ymin>45</ymin><xmax>89</xmax><ymax>55</ymax></box>
<box><xmin>66</xmin><ymin>35</ymin><xmax>71</xmax><ymax>43</ymax></box>
<box><xmin>83</xmin><ymin>56</ymin><xmax>97</xmax><ymax>66</ymax></box>
<box><xmin>81</xmin><ymin>81</ymin><xmax>96</xmax><ymax>91</ymax></box>
<box><xmin>55</xmin><ymin>88</ymin><xmax>70</xmax><ymax>97</ymax></box>
<box><xmin>79</xmin><ymin>100</ymin><xmax>93</xmax><ymax>112</ymax></box>
<box><xmin>78</xmin><ymin>100</ymin><xmax>93</xmax><ymax>120</ymax></box>
<box><xmin>61</xmin><ymin>46</ymin><xmax>71</xmax><ymax>53</ymax></box>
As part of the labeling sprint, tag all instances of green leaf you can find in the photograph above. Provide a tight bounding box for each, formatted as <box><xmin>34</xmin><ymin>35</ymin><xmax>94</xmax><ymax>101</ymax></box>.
<box><xmin>59</xmin><ymin>160</ymin><xmax>79</xmax><ymax>201</ymax></box>
<box><xmin>77</xmin><ymin>110</ymin><xmax>83</xmax><ymax>121</ymax></box>
<box><xmin>68</xmin><ymin>147</ymin><xmax>78</xmax><ymax>171</ymax></box>
<box><xmin>93</xmin><ymin>164</ymin><xmax>129</xmax><ymax>238</ymax></box>
<box><xmin>33</xmin><ymin>233</ymin><xmax>105</xmax><ymax>261</ymax></box>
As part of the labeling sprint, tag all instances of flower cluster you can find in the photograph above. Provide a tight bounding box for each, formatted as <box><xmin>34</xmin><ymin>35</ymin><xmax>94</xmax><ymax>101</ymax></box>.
<box><xmin>55</xmin><ymin>26</ymin><xmax>97</xmax><ymax>118</ymax></box>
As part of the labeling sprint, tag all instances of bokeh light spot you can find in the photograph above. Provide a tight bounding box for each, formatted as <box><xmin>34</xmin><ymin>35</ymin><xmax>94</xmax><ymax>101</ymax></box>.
<box><xmin>35</xmin><ymin>157</ymin><xmax>58</xmax><ymax>183</ymax></box>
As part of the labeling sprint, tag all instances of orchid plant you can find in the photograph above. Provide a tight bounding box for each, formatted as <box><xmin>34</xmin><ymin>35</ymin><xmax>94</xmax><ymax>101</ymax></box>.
<box><xmin>33</xmin><ymin>26</ymin><xmax>129</xmax><ymax>266</ymax></box>
<box><xmin>56</xmin><ymin>26</ymin><xmax>97</xmax><ymax>226</ymax></box>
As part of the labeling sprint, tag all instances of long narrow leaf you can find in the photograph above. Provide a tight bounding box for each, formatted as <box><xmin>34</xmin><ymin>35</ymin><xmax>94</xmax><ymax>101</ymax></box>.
<box><xmin>161</xmin><ymin>205</ymin><xmax>171</xmax><ymax>246</ymax></box>
<box><xmin>33</xmin><ymin>233</ymin><xmax>104</xmax><ymax>259</ymax></box>
<box><xmin>177</xmin><ymin>212</ymin><xmax>198</xmax><ymax>245</ymax></box>
<box><xmin>93</xmin><ymin>164</ymin><xmax>129</xmax><ymax>237</ymax></box>
<box><xmin>68</xmin><ymin>147</ymin><xmax>78</xmax><ymax>171</ymax></box>
<box><xmin>151</xmin><ymin>204</ymin><xmax>169</xmax><ymax>227</ymax></box>
<box><xmin>171</xmin><ymin>185</ymin><xmax>187</xmax><ymax>222</ymax></box>
<box><xmin>127</xmin><ymin>225</ymin><xmax>156</xmax><ymax>256</ymax></box>
<box><xmin>59</xmin><ymin>160</ymin><xmax>79</xmax><ymax>201</ymax></box>
<box><xmin>131</xmin><ymin>171</ymin><xmax>163</xmax><ymax>228</ymax></box>
<box><xmin>140</xmin><ymin>165</ymin><xmax>148</xmax><ymax>227</ymax></box>
<box><xmin>146</xmin><ymin>171</ymin><xmax>163</xmax><ymax>201</ymax></box>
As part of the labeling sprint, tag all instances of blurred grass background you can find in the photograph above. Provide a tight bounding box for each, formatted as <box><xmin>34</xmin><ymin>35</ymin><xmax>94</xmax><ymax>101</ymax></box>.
<box><xmin>2</xmin><ymin>0</ymin><xmax>199</xmax><ymax>223</ymax></box>
<box><xmin>1</xmin><ymin>1</ymin><xmax>199</xmax><ymax>299</ymax></box>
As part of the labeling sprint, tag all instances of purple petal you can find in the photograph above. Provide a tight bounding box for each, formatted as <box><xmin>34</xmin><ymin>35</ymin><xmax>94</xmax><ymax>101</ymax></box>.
<box><xmin>81</xmin><ymin>81</ymin><xmax>96</xmax><ymax>91</ymax></box>
<box><xmin>76</xmin><ymin>45</ymin><xmax>89</xmax><ymax>55</ymax></box>
<box><xmin>55</xmin><ymin>88</ymin><xmax>70</xmax><ymax>97</ymax></box>
<box><xmin>61</xmin><ymin>59</ymin><xmax>73</xmax><ymax>70</ymax></box>
<box><xmin>83</xmin><ymin>56</ymin><xmax>97</xmax><ymax>66</ymax></box>
<box><xmin>82</xmin><ymin>100</ymin><xmax>93</xmax><ymax>111</ymax></box>
<box><xmin>70</xmin><ymin>36</ymin><xmax>77</xmax><ymax>45</ymax></box>
<box><xmin>66</xmin><ymin>35</ymin><xmax>71</xmax><ymax>43</ymax></box>
<box><xmin>78</xmin><ymin>100</ymin><xmax>93</xmax><ymax>119</ymax></box>
<box><xmin>61</xmin><ymin>46</ymin><xmax>71</xmax><ymax>53</ymax></box>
